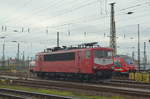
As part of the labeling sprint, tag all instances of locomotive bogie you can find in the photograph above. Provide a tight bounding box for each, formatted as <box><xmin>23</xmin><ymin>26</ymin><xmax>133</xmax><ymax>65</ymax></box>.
<box><xmin>35</xmin><ymin>70</ymin><xmax>112</xmax><ymax>82</ymax></box>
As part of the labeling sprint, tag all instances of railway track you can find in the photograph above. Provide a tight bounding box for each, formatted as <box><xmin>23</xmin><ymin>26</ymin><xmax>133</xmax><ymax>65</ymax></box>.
<box><xmin>1</xmin><ymin>75</ymin><xmax>150</xmax><ymax>90</ymax></box>
<box><xmin>105</xmin><ymin>82</ymin><xmax>150</xmax><ymax>89</ymax></box>
<box><xmin>0</xmin><ymin>93</ymin><xmax>26</xmax><ymax>99</ymax></box>
<box><xmin>5</xmin><ymin>79</ymin><xmax>149</xmax><ymax>99</ymax></box>
<box><xmin>0</xmin><ymin>88</ymin><xmax>77</xmax><ymax>99</ymax></box>
<box><xmin>1</xmin><ymin>75</ymin><xmax>150</xmax><ymax>98</ymax></box>
<box><xmin>0</xmin><ymin>71</ymin><xmax>28</xmax><ymax>77</ymax></box>
<box><xmin>111</xmin><ymin>79</ymin><xmax>150</xmax><ymax>84</ymax></box>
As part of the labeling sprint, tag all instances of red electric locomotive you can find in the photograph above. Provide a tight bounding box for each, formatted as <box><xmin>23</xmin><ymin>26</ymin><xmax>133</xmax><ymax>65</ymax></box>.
<box><xmin>113</xmin><ymin>55</ymin><xmax>138</xmax><ymax>74</ymax></box>
<box><xmin>31</xmin><ymin>42</ymin><xmax>114</xmax><ymax>81</ymax></box>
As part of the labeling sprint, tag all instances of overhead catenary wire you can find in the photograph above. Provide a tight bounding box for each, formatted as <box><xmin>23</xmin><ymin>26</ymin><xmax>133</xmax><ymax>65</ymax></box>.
<box><xmin>0</xmin><ymin>0</ymin><xmax>148</xmax><ymax>32</ymax></box>
<box><xmin>0</xmin><ymin>0</ymin><xmax>63</xmax><ymax>24</ymax></box>
<box><xmin>0</xmin><ymin>0</ymin><xmax>90</xmax><ymax>25</ymax></box>
<box><xmin>18</xmin><ymin>0</ymin><xmax>99</xmax><ymax>26</ymax></box>
<box><xmin>0</xmin><ymin>0</ymin><xmax>149</xmax><ymax>41</ymax></box>
<box><xmin>0</xmin><ymin>13</ymin><xmax>149</xmax><ymax>40</ymax></box>
<box><xmin>0</xmin><ymin>0</ymin><xmax>34</xmax><ymax>23</ymax></box>
<box><xmin>1</xmin><ymin>0</ymin><xmax>149</xmax><ymax>28</ymax></box>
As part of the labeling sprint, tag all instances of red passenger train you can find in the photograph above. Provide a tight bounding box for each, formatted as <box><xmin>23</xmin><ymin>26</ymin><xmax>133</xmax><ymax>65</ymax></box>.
<box><xmin>31</xmin><ymin>42</ymin><xmax>114</xmax><ymax>81</ymax></box>
<box><xmin>113</xmin><ymin>55</ymin><xmax>138</xmax><ymax>74</ymax></box>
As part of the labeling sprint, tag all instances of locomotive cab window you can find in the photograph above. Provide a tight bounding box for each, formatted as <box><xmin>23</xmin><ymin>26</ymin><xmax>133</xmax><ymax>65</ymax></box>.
<box><xmin>114</xmin><ymin>60</ymin><xmax>122</xmax><ymax>67</ymax></box>
<box><xmin>94</xmin><ymin>50</ymin><xmax>113</xmax><ymax>65</ymax></box>
<box><xmin>124</xmin><ymin>56</ymin><xmax>134</xmax><ymax>65</ymax></box>
<box><xmin>94</xmin><ymin>50</ymin><xmax>112</xmax><ymax>58</ymax></box>
<box><xmin>85</xmin><ymin>50</ymin><xmax>90</xmax><ymax>58</ymax></box>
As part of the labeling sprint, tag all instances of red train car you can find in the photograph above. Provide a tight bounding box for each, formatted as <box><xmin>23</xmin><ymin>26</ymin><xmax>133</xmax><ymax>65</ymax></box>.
<box><xmin>31</xmin><ymin>43</ymin><xmax>114</xmax><ymax>81</ymax></box>
<box><xmin>113</xmin><ymin>55</ymin><xmax>138</xmax><ymax>74</ymax></box>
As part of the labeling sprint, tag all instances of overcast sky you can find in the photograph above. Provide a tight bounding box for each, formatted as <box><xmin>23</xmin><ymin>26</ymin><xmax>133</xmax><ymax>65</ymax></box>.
<box><xmin>0</xmin><ymin>0</ymin><xmax>150</xmax><ymax>61</ymax></box>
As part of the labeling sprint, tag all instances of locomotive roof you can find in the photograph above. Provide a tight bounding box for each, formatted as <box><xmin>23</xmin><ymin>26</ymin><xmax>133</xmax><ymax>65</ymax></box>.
<box><xmin>37</xmin><ymin>47</ymin><xmax>113</xmax><ymax>55</ymax></box>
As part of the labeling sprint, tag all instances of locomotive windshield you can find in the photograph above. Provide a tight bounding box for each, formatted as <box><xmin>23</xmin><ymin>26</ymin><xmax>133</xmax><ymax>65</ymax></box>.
<box><xmin>94</xmin><ymin>50</ymin><xmax>113</xmax><ymax>65</ymax></box>
<box><xmin>114</xmin><ymin>55</ymin><xmax>135</xmax><ymax>65</ymax></box>
<box><xmin>94</xmin><ymin>50</ymin><xmax>112</xmax><ymax>58</ymax></box>
<box><xmin>124</xmin><ymin>56</ymin><xmax>134</xmax><ymax>65</ymax></box>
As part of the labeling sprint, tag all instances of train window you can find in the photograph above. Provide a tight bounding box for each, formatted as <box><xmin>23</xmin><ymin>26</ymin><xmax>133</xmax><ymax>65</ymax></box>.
<box><xmin>85</xmin><ymin>50</ymin><xmax>90</xmax><ymax>58</ymax></box>
<box><xmin>94</xmin><ymin>50</ymin><xmax>103</xmax><ymax>58</ymax></box>
<box><xmin>124</xmin><ymin>56</ymin><xmax>134</xmax><ymax>64</ymax></box>
<box><xmin>94</xmin><ymin>50</ymin><xmax>112</xmax><ymax>58</ymax></box>
<box><xmin>44</xmin><ymin>52</ymin><xmax>75</xmax><ymax>61</ymax></box>
<box><xmin>107</xmin><ymin>51</ymin><xmax>113</xmax><ymax>57</ymax></box>
<box><xmin>114</xmin><ymin>60</ymin><xmax>122</xmax><ymax>67</ymax></box>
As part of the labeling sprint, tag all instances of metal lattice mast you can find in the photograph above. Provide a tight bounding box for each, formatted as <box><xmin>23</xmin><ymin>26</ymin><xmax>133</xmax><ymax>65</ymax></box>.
<box><xmin>110</xmin><ymin>3</ymin><xmax>117</xmax><ymax>55</ymax></box>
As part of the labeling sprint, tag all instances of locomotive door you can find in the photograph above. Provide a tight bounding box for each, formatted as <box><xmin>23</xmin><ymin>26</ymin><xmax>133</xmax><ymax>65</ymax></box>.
<box><xmin>77</xmin><ymin>51</ymin><xmax>82</xmax><ymax>73</ymax></box>
<box><xmin>38</xmin><ymin>55</ymin><xmax>43</xmax><ymax>71</ymax></box>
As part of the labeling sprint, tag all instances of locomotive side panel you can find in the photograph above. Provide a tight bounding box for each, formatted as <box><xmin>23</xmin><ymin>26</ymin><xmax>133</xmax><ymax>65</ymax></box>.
<box><xmin>41</xmin><ymin>61</ymin><xmax>78</xmax><ymax>73</ymax></box>
<box><xmin>77</xmin><ymin>50</ymin><xmax>93</xmax><ymax>74</ymax></box>
<box><xmin>34</xmin><ymin>50</ymin><xmax>94</xmax><ymax>74</ymax></box>
<box><xmin>40</xmin><ymin>52</ymin><xmax>80</xmax><ymax>73</ymax></box>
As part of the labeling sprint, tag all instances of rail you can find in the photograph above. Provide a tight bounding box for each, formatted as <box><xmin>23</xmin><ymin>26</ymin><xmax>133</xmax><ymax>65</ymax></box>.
<box><xmin>0</xmin><ymin>88</ymin><xmax>78</xmax><ymax>99</ymax></box>
<box><xmin>1</xmin><ymin>75</ymin><xmax>150</xmax><ymax>98</ymax></box>
<box><xmin>11</xmin><ymin>79</ymin><xmax>150</xmax><ymax>98</ymax></box>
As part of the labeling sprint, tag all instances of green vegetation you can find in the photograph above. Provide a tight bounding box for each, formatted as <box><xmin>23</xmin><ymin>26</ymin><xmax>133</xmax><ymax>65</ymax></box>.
<box><xmin>0</xmin><ymin>66</ymin><xmax>11</xmax><ymax>70</ymax></box>
<box><xmin>0</xmin><ymin>84</ymin><xmax>124</xmax><ymax>99</ymax></box>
